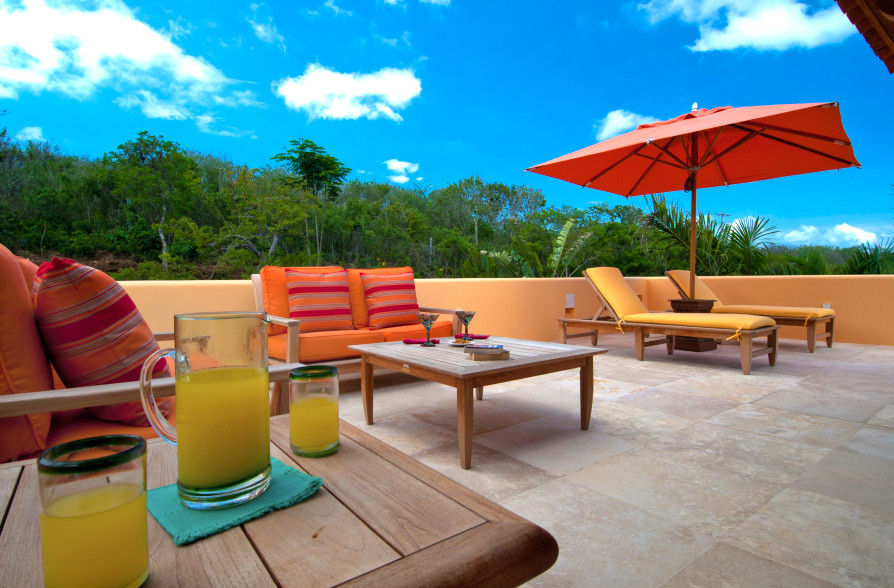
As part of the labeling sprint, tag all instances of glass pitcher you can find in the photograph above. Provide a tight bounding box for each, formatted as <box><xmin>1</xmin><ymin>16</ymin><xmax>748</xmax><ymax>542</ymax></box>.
<box><xmin>139</xmin><ymin>311</ymin><xmax>271</xmax><ymax>510</ymax></box>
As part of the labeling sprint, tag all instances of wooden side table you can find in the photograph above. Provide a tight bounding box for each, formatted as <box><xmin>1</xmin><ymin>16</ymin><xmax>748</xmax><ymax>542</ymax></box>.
<box><xmin>669</xmin><ymin>299</ymin><xmax>718</xmax><ymax>352</ymax></box>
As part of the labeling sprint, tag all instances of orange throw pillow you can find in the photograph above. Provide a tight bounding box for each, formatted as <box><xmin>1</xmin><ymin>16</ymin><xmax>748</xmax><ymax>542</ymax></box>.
<box><xmin>285</xmin><ymin>270</ymin><xmax>353</xmax><ymax>333</ymax></box>
<box><xmin>33</xmin><ymin>258</ymin><xmax>172</xmax><ymax>426</ymax></box>
<box><xmin>360</xmin><ymin>271</ymin><xmax>420</xmax><ymax>329</ymax></box>
<box><xmin>347</xmin><ymin>266</ymin><xmax>413</xmax><ymax>328</ymax></box>
<box><xmin>0</xmin><ymin>244</ymin><xmax>53</xmax><ymax>462</ymax></box>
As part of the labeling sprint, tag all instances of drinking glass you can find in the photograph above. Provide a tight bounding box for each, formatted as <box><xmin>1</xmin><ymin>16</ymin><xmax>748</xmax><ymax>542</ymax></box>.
<box><xmin>289</xmin><ymin>366</ymin><xmax>339</xmax><ymax>457</ymax></box>
<box><xmin>140</xmin><ymin>311</ymin><xmax>271</xmax><ymax>510</ymax></box>
<box><xmin>39</xmin><ymin>435</ymin><xmax>148</xmax><ymax>588</ymax></box>
<box><xmin>417</xmin><ymin>312</ymin><xmax>440</xmax><ymax>347</ymax></box>
<box><xmin>456</xmin><ymin>310</ymin><xmax>477</xmax><ymax>341</ymax></box>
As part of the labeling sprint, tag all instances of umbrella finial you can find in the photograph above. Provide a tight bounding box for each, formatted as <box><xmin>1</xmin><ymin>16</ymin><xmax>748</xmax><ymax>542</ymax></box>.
<box><xmin>691</xmin><ymin>101</ymin><xmax>698</xmax><ymax>112</ymax></box>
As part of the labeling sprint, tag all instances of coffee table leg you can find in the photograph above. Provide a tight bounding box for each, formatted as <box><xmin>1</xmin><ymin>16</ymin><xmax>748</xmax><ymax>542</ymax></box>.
<box><xmin>457</xmin><ymin>381</ymin><xmax>474</xmax><ymax>469</ymax></box>
<box><xmin>362</xmin><ymin>355</ymin><xmax>375</xmax><ymax>425</ymax></box>
<box><xmin>475</xmin><ymin>386</ymin><xmax>483</xmax><ymax>401</ymax></box>
<box><xmin>580</xmin><ymin>356</ymin><xmax>594</xmax><ymax>430</ymax></box>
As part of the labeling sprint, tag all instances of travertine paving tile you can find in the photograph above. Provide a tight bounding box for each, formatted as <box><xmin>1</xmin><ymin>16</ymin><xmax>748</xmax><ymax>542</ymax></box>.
<box><xmin>867</xmin><ymin>404</ymin><xmax>894</xmax><ymax>429</ymax></box>
<box><xmin>343</xmin><ymin>412</ymin><xmax>457</xmax><ymax>455</ymax></box>
<box><xmin>793</xmin><ymin>448</ymin><xmax>894</xmax><ymax>515</ymax></box>
<box><xmin>616</xmin><ymin>387</ymin><xmax>739</xmax><ymax>420</ymax></box>
<box><xmin>664</xmin><ymin>542</ymin><xmax>836</xmax><ymax>588</ymax></box>
<box><xmin>481</xmin><ymin>378</ymin><xmax>592</xmax><ymax>415</ymax></box>
<box><xmin>658</xmin><ymin>371</ymin><xmax>803</xmax><ymax>403</ymax></box>
<box><xmin>566</xmin><ymin>447</ymin><xmax>782</xmax><ymax>537</ymax></box>
<box><xmin>410</xmin><ymin>394</ymin><xmax>558</xmax><ymax>435</ymax></box>
<box><xmin>646</xmin><ymin>421</ymin><xmax>828</xmax><ymax>485</ymax></box>
<box><xmin>757</xmin><ymin>386</ymin><xmax>888</xmax><ymax>423</ymax></box>
<box><xmin>588</xmin><ymin>364</ymin><xmax>690</xmax><ymax>387</ymax></box>
<box><xmin>591</xmin><ymin>401</ymin><xmax>694</xmax><ymax>444</ymax></box>
<box><xmin>474</xmin><ymin>415</ymin><xmax>635</xmax><ymax>475</ymax></box>
<box><xmin>410</xmin><ymin>442</ymin><xmax>556</xmax><ymax>503</ymax></box>
<box><xmin>841</xmin><ymin>426</ymin><xmax>894</xmax><ymax>461</ymax></box>
<box><xmin>728</xmin><ymin>489</ymin><xmax>894</xmax><ymax>587</ymax></box>
<box><xmin>502</xmin><ymin>479</ymin><xmax>712</xmax><ymax>587</ymax></box>
<box><xmin>707</xmin><ymin>404</ymin><xmax>861</xmax><ymax>448</ymax></box>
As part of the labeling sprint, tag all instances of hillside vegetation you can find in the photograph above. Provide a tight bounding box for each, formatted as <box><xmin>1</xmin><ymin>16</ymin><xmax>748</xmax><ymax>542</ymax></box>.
<box><xmin>1</xmin><ymin>128</ymin><xmax>890</xmax><ymax>279</ymax></box>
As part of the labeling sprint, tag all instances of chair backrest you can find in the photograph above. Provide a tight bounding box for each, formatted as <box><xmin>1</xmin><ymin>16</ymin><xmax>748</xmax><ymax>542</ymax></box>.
<box><xmin>583</xmin><ymin>267</ymin><xmax>648</xmax><ymax>320</ymax></box>
<box><xmin>250</xmin><ymin>274</ymin><xmax>264</xmax><ymax>312</ymax></box>
<box><xmin>665</xmin><ymin>270</ymin><xmax>719</xmax><ymax>301</ymax></box>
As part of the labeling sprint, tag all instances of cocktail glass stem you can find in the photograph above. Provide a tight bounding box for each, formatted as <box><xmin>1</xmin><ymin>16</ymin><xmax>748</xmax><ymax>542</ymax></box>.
<box><xmin>422</xmin><ymin>324</ymin><xmax>434</xmax><ymax>347</ymax></box>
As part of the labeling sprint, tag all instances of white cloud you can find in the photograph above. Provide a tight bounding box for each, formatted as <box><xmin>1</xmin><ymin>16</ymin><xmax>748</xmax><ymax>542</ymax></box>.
<box><xmin>0</xmin><ymin>0</ymin><xmax>258</xmax><ymax>134</ymax></box>
<box><xmin>15</xmin><ymin>126</ymin><xmax>44</xmax><ymax>141</ymax></box>
<box><xmin>783</xmin><ymin>223</ymin><xmax>878</xmax><ymax>245</ymax></box>
<box><xmin>783</xmin><ymin>225</ymin><xmax>819</xmax><ymax>242</ymax></box>
<box><xmin>247</xmin><ymin>4</ymin><xmax>286</xmax><ymax>51</ymax></box>
<box><xmin>384</xmin><ymin>158</ymin><xmax>419</xmax><ymax>183</ymax></box>
<box><xmin>116</xmin><ymin>90</ymin><xmax>189</xmax><ymax>119</ymax></box>
<box><xmin>274</xmin><ymin>64</ymin><xmax>421</xmax><ymax>122</ymax></box>
<box><xmin>165</xmin><ymin>17</ymin><xmax>195</xmax><ymax>40</ymax></box>
<box><xmin>324</xmin><ymin>0</ymin><xmax>352</xmax><ymax>16</ymax></box>
<box><xmin>826</xmin><ymin>223</ymin><xmax>877</xmax><ymax>245</ymax></box>
<box><xmin>380</xmin><ymin>31</ymin><xmax>412</xmax><ymax>47</ymax></box>
<box><xmin>638</xmin><ymin>0</ymin><xmax>854</xmax><ymax>51</ymax></box>
<box><xmin>195</xmin><ymin>113</ymin><xmax>254</xmax><ymax>138</ymax></box>
<box><xmin>421</xmin><ymin>0</ymin><xmax>450</xmax><ymax>4</ymax></box>
<box><xmin>595</xmin><ymin>109</ymin><xmax>660</xmax><ymax>140</ymax></box>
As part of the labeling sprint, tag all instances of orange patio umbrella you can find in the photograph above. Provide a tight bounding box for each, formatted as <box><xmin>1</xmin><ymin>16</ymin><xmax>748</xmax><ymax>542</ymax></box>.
<box><xmin>527</xmin><ymin>102</ymin><xmax>860</xmax><ymax>298</ymax></box>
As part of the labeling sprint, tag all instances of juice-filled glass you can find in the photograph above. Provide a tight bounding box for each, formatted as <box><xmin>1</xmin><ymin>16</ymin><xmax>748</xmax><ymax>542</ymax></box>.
<box><xmin>140</xmin><ymin>311</ymin><xmax>271</xmax><ymax>509</ymax></box>
<box><xmin>39</xmin><ymin>435</ymin><xmax>148</xmax><ymax>588</ymax></box>
<box><xmin>289</xmin><ymin>365</ymin><xmax>339</xmax><ymax>457</ymax></box>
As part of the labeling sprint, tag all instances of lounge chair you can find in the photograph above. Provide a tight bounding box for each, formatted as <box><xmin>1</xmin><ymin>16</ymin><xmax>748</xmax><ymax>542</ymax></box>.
<box><xmin>666</xmin><ymin>270</ymin><xmax>835</xmax><ymax>353</ymax></box>
<box><xmin>559</xmin><ymin>267</ymin><xmax>779</xmax><ymax>374</ymax></box>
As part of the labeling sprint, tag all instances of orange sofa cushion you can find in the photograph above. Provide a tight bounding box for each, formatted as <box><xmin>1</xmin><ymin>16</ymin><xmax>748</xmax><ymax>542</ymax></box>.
<box><xmin>347</xmin><ymin>267</ymin><xmax>413</xmax><ymax>328</ymax></box>
<box><xmin>260</xmin><ymin>265</ymin><xmax>345</xmax><ymax>335</ymax></box>
<box><xmin>0</xmin><ymin>244</ymin><xmax>54</xmax><ymax>462</ymax></box>
<box><xmin>268</xmin><ymin>329</ymin><xmax>385</xmax><ymax>363</ymax></box>
<box><xmin>285</xmin><ymin>269</ymin><xmax>353</xmax><ymax>332</ymax></box>
<box><xmin>360</xmin><ymin>270</ymin><xmax>420</xmax><ymax>329</ymax></box>
<box><xmin>377</xmin><ymin>319</ymin><xmax>453</xmax><ymax>342</ymax></box>
<box><xmin>33</xmin><ymin>258</ymin><xmax>172</xmax><ymax>426</ymax></box>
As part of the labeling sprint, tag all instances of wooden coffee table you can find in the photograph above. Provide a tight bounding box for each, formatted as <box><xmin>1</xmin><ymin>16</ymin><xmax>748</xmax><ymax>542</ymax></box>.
<box><xmin>350</xmin><ymin>337</ymin><xmax>608</xmax><ymax>469</ymax></box>
<box><xmin>0</xmin><ymin>416</ymin><xmax>558</xmax><ymax>586</ymax></box>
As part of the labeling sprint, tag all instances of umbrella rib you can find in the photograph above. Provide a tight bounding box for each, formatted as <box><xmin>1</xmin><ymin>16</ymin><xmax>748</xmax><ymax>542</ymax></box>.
<box><xmin>700</xmin><ymin>128</ymin><xmax>762</xmax><ymax>169</ymax></box>
<box><xmin>697</xmin><ymin>129</ymin><xmax>723</xmax><ymax>168</ymax></box>
<box><xmin>649</xmin><ymin>137</ymin><xmax>688</xmax><ymax>169</ymax></box>
<box><xmin>731</xmin><ymin>125</ymin><xmax>858</xmax><ymax>167</ymax></box>
<box><xmin>626</xmin><ymin>154</ymin><xmax>661</xmax><ymax>196</ymax></box>
<box><xmin>583</xmin><ymin>145</ymin><xmax>645</xmax><ymax>188</ymax></box>
<box><xmin>631</xmin><ymin>152</ymin><xmax>686</xmax><ymax>169</ymax></box>
<box><xmin>737</xmin><ymin>121</ymin><xmax>851</xmax><ymax>146</ymax></box>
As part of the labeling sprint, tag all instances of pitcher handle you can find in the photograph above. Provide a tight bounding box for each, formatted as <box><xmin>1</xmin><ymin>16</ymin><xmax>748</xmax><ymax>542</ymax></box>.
<box><xmin>140</xmin><ymin>348</ymin><xmax>177</xmax><ymax>445</ymax></box>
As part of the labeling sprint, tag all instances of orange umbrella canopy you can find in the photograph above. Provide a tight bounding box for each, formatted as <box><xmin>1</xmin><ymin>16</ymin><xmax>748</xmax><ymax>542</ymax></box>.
<box><xmin>527</xmin><ymin>102</ymin><xmax>860</xmax><ymax>196</ymax></box>
<box><xmin>527</xmin><ymin>102</ymin><xmax>859</xmax><ymax>297</ymax></box>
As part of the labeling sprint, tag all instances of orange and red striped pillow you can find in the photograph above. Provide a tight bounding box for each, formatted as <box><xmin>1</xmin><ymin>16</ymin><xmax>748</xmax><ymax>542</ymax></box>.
<box><xmin>33</xmin><ymin>258</ymin><xmax>172</xmax><ymax>426</ymax></box>
<box><xmin>360</xmin><ymin>271</ymin><xmax>420</xmax><ymax>329</ymax></box>
<box><xmin>286</xmin><ymin>270</ymin><xmax>354</xmax><ymax>332</ymax></box>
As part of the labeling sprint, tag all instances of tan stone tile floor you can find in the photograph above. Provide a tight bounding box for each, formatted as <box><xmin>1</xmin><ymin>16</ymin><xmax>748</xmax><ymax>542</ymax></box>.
<box><xmin>338</xmin><ymin>334</ymin><xmax>894</xmax><ymax>587</ymax></box>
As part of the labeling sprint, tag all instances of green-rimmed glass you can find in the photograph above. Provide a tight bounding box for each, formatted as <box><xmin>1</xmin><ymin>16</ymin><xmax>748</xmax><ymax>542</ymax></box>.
<box><xmin>289</xmin><ymin>366</ymin><xmax>340</xmax><ymax>457</ymax></box>
<box><xmin>38</xmin><ymin>435</ymin><xmax>149</xmax><ymax>588</ymax></box>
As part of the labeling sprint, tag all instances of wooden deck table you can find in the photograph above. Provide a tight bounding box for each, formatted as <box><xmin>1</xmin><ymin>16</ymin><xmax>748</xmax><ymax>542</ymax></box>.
<box><xmin>0</xmin><ymin>416</ymin><xmax>558</xmax><ymax>587</ymax></box>
<box><xmin>350</xmin><ymin>337</ymin><xmax>608</xmax><ymax>469</ymax></box>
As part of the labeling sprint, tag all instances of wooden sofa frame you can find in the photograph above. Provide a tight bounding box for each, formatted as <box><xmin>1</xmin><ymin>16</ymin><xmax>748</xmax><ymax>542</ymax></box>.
<box><xmin>665</xmin><ymin>271</ymin><xmax>834</xmax><ymax>353</ymax></box>
<box><xmin>558</xmin><ymin>272</ymin><xmax>778</xmax><ymax>375</ymax></box>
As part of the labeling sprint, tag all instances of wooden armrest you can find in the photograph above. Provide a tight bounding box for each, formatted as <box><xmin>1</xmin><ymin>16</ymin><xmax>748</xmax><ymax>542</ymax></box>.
<box><xmin>266</xmin><ymin>314</ymin><xmax>301</xmax><ymax>363</ymax></box>
<box><xmin>0</xmin><ymin>363</ymin><xmax>303</xmax><ymax>419</ymax></box>
<box><xmin>153</xmin><ymin>331</ymin><xmax>174</xmax><ymax>342</ymax></box>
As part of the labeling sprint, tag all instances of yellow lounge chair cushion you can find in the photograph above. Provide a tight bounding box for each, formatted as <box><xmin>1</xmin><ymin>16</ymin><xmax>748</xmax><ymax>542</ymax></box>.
<box><xmin>666</xmin><ymin>269</ymin><xmax>718</xmax><ymax>300</ymax></box>
<box><xmin>585</xmin><ymin>267</ymin><xmax>648</xmax><ymax>318</ymax></box>
<box><xmin>623</xmin><ymin>312</ymin><xmax>775</xmax><ymax>330</ymax></box>
<box><xmin>713</xmin><ymin>305</ymin><xmax>835</xmax><ymax>319</ymax></box>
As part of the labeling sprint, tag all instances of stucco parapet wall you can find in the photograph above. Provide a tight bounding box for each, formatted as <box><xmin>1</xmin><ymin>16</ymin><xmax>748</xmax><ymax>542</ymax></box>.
<box><xmin>120</xmin><ymin>275</ymin><xmax>894</xmax><ymax>346</ymax></box>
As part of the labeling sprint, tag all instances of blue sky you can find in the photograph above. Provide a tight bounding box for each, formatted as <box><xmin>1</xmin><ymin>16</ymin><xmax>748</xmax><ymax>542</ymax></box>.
<box><xmin>1</xmin><ymin>0</ymin><xmax>891</xmax><ymax>246</ymax></box>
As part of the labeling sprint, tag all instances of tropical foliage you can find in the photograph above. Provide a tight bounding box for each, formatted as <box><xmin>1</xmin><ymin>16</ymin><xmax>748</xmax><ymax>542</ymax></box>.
<box><xmin>0</xmin><ymin>128</ymin><xmax>888</xmax><ymax>279</ymax></box>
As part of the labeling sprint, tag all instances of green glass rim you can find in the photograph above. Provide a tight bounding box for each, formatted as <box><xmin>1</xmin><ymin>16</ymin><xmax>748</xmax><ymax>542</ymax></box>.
<box><xmin>38</xmin><ymin>435</ymin><xmax>146</xmax><ymax>475</ymax></box>
<box><xmin>290</xmin><ymin>365</ymin><xmax>338</xmax><ymax>380</ymax></box>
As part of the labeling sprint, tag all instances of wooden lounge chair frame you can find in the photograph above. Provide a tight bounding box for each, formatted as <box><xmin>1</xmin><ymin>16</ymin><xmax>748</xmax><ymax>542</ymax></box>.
<box><xmin>559</xmin><ymin>272</ymin><xmax>778</xmax><ymax>375</ymax></box>
<box><xmin>665</xmin><ymin>271</ymin><xmax>834</xmax><ymax>353</ymax></box>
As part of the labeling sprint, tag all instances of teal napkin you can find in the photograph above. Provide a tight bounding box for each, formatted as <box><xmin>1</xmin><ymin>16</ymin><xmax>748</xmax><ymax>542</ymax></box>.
<box><xmin>147</xmin><ymin>457</ymin><xmax>323</xmax><ymax>545</ymax></box>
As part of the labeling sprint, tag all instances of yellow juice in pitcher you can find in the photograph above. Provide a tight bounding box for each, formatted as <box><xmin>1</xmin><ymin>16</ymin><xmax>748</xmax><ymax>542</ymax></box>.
<box><xmin>41</xmin><ymin>484</ymin><xmax>148</xmax><ymax>588</ymax></box>
<box><xmin>176</xmin><ymin>366</ymin><xmax>270</xmax><ymax>489</ymax></box>
<box><xmin>290</xmin><ymin>396</ymin><xmax>339</xmax><ymax>455</ymax></box>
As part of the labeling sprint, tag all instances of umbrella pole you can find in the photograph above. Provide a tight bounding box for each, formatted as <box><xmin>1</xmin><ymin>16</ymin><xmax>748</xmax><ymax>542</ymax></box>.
<box><xmin>689</xmin><ymin>172</ymin><xmax>697</xmax><ymax>299</ymax></box>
